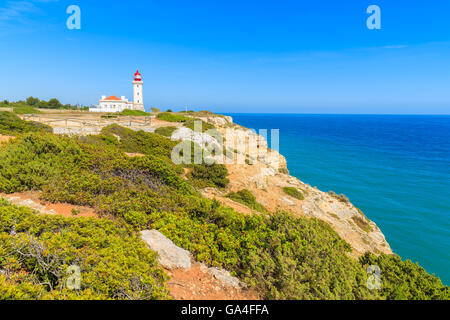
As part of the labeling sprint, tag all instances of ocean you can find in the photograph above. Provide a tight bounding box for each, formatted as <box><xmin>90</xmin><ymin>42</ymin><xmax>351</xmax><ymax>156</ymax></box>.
<box><xmin>225</xmin><ymin>113</ymin><xmax>450</xmax><ymax>285</ymax></box>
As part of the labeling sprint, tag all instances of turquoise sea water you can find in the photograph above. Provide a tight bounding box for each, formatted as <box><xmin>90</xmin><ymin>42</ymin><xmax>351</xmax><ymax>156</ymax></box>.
<box><xmin>225</xmin><ymin>114</ymin><xmax>450</xmax><ymax>285</ymax></box>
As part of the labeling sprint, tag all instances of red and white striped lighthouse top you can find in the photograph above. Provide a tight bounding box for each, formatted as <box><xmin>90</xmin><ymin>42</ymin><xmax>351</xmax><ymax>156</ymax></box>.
<box><xmin>134</xmin><ymin>70</ymin><xmax>142</xmax><ymax>81</ymax></box>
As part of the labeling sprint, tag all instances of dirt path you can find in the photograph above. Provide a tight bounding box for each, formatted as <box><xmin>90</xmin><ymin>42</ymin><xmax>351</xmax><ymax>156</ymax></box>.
<box><xmin>0</xmin><ymin>135</ymin><xmax>14</xmax><ymax>145</ymax></box>
<box><xmin>166</xmin><ymin>263</ymin><xmax>259</xmax><ymax>300</ymax></box>
<box><xmin>0</xmin><ymin>191</ymin><xmax>98</xmax><ymax>218</ymax></box>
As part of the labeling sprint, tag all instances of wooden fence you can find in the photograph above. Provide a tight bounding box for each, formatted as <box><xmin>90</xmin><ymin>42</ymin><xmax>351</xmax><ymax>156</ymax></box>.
<box><xmin>21</xmin><ymin>114</ymin><xmax>153</xmax><ymax>135</ymax></box>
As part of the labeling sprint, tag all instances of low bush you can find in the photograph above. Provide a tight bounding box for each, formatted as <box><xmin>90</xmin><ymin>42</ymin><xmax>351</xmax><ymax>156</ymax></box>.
<box><xmin>352</xmin><ymin>215</ymin><xmax>373</xmax><ymax>233</ymax></box>
<box><xmin>13</xmin><ymin>106</ymin><xmax>41</xmax><ymax>115</ymax></box>
<box><xmin>183</xmin><ymin>119</ymin><xmax>216</xmax><ymax>133</ymax></box>
<box><xmin>155</xmin><ymin>126</ymin><xmax>178</xmax><ymax>137</ymax></box>
<box><xmin>360</xmin><ymin>253</ymin><xmax>449</xmax><ymax>300</ymax></box>
<box><xmin>0</xmin><ymin>111</ymin><xmax>52</xmax><ymax>136</ymax></box>
<box><xmin>119</xmin><ymin>109</ymin><xmax>150</xmax><ymax>116</ymax></box>
<box><xmin>101</xmin><ymin>124</ymin><xmax>178</xmax><ymax>160</ymax></box>
<box><xmin>226</xmin><ymin>189</ymin><xmax>268</xmax><ymax>213</ymax></box>
<box><xmin>0</xmin><ymin>127</ymin><xmax>447</xmax><ymax>300</ymax></box>
<box><xmin>329</xmin><ymin>191</ymin><xmax>350</xmax><ymax>203</ymax></box>
<box><xmin>283</xmin><ymin>187</ymin><xmax>304</xmax><ymax>200</ymax></box>
<box><xmin>156</xmin><ymin>112</ymin><xmax>189</xmax><ymax>123</ymax></box>
<box><xmin>189</xmin><ymin>163</ymin><xmax>229</xmax><ymax>189</ymax></box>
<box><xmin>0</xmin><ymin>199</ymin><xmax>169</xmax><ymax>300</ymax></box>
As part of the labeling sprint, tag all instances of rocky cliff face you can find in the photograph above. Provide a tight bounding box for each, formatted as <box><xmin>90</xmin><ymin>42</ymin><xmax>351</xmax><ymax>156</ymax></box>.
<box><xmin>181</xmin><ymin>114</ymin><xmax>392</xmax><ymax>258</ymax></box>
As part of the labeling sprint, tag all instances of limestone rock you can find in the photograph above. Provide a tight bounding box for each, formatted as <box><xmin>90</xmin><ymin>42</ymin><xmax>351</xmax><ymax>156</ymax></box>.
<box><xmin>282</xmin><ymin>197</ymin><xmax>295</xmax><ymax>206</ymax></box>
<box><xmin>171</xmin><ymin>127</ymin><xmax>221</xmax><ymax>150</ymax></box>
<box><xmin>207</xmin><ymin>267</ymin><xmax>243</xmax><ymax>289</ymax></box>
<box><xmin>140</xmin><ymin>230</ymin><xmax>192</xmax><ymax>270</ymax></box>
<box><xmin>251</xmin><ymin>167</ymin><xmax>276</xmax><ymax>189</ymax></box>
<box><xmin>196</xmin><ymin>116</ymin><xmax>233</xmax><ymax>127</ymax></box>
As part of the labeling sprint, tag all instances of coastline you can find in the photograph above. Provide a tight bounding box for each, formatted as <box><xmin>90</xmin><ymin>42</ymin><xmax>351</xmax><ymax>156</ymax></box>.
<box><xmin>226</xmin><ymin>113</ymin><xmax>450</xmax><ymax>284</ymax></box>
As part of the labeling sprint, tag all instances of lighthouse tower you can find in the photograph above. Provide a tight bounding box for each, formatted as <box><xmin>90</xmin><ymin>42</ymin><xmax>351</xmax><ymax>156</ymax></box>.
<box><xmin>132</xmin><ymin>70</ymin><xmax>145</xmax><ymax>111</ymax></box>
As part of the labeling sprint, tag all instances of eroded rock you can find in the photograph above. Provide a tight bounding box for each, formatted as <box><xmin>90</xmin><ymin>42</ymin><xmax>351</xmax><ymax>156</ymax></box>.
<box><xmin>140</xmin><ymin>230</ymin><xmax>192</xmax><ymax>270</ymax></box>
<box><xmin>207</xmin><ymin>267</ymin><xmax>244</xmax><ymax>289</ymax></box>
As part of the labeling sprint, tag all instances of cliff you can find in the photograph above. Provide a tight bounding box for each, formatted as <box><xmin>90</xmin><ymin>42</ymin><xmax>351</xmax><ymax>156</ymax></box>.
<box><xmin>15</xmin><ymin>110</ymin><xmax>392</xmax><ymax>257</ymax></box>
<box><xmin>182</xmin><ymin>114</ymin><xmax>392</xmax><ymax>257</ymax></box>
<box><xmin>2</xmin><ymin>110</ymin><xmax>448</xmax><ymax>300</ymax></box>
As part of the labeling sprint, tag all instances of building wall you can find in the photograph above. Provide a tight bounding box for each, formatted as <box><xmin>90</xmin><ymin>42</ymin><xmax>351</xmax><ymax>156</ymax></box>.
<box><xmin>90</xmin><ymin>101</ymin><xmax>131</xmax><ymax>113</ymax></box>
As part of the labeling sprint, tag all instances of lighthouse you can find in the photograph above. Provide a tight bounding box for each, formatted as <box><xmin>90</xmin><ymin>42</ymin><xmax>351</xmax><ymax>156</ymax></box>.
<box><xmin>132</xmin><ymin>70</ymin><xmax>145</xmax><ymax>111</ymax></box>
<box><xmin>90</xmin><ymin>70</ymin><xmax>146</xmax><ymax>113</ymax></box>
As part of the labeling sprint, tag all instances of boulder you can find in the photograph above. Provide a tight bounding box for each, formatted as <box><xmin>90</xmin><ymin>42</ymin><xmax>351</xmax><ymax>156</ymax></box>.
<box><xmin>171</xmin><ymin>127</ymin><xmax>221</xmax><ymax>150</ymax></box>
<box><xmin>140</xmin><ymin>230</ymin><xmax>192</xmax><ymax>270</ymax></box>
<box><xmin>207</xmin><ymin>267</ymin><xmax>243</xmax><ymax>289</ymax></box>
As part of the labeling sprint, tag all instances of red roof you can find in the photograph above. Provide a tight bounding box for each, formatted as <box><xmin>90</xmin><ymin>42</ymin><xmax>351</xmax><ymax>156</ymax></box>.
<box><xmin>134</xmin><ymin>70</ymin><xmax>141</xmax><ymax>76</ymax></box>
<box><xmin>103</xmin><ymin>95</ymin><xmax>122</xmax><ymax>101</ymax></box>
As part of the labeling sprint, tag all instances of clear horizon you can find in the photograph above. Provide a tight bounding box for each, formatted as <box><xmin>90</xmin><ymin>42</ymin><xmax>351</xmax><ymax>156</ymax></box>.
<box><xmin>1</xmin><ymin>0</ymin><xmax>450</xmax><ymax>114</ymax></box>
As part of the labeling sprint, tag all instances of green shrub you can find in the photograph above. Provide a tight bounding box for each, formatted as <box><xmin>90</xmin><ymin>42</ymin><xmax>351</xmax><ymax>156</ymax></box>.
<box><xmin>156</xmin><ymin>112</ymin><xmax>188</xmax><ymax>123</ymax></box>
<box><xmin>226</xmin><ymin>189</ymin><xmax>268</xmax><ymax>213</ymax></box>
<box><xmin>189</xmin><ymin>163</ymin><xmax>229</xmax><ymax>189</ymax></box>
<box><xmin>101</xmin><ymin>114</ymin><xmax>118</xmax><ymax>119</ymax></box>
<box><xmin>0</xmin><ymin>199</ymin><xmax>169</xmax><ymax>300</ymax></box>
<box><xmin>101</xmin><ymin>124</ymin><xmax>178</xmax><ymax>160</ymax></box>
<box><xmin>155</xmin><ymin>126</ymin><xmax>178</xmax><ymax>137</ymax></box>
<box><xmin>0</xmin><ymin>128</ymin><xmax>447</xmax><ymax>300</ymax></box>
<box><xmin>0</xmin><ymin>111</ymin><xmax>52</xmax><ymax>136</ymax></box>
<box><xmin>283</xmin><ymin>187</ymin><xmax>304</xmax><ymax>200</ymax></box>
<box><xmin>360</xmin><ymin>253</ymin><xmax>449</xmax><ymax>300</ymax></box>
<box><xmin>183</xmin><ymin>118</ymin><xmax>216</xmax><ymax>133</ymax></box>
<box><xmin>0</xmin><ymin>133</ymin><xmax>82</xmax><ymax>193</ymax></box>
<box><xmin>329</xmin><ymin>191</ymin><xmax>350</xmax><ymax>203</ymax></box>
<box><xmin>119</xmin><ymin>109</ymin><xmax>150</xmax><ymax>116</ymax></box>
<box><xmin>352</xmin><ymin>215</ymin><xmax>373</xmax><ymax>233</ymax></box>
<box><xmin>13</xmin><ymin>106</ymin><xmax>41</xmax><ymax>115</ymax></box>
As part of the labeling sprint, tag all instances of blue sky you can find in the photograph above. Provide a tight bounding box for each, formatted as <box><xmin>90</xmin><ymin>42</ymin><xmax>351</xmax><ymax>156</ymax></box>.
<box><xmin>0</xmin><ymin>0</ymin><xmax>450</xmax><ymax>114</ymax></box>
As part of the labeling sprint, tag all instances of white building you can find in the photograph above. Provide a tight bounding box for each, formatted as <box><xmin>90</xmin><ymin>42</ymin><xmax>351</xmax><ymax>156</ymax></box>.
<box><xmin>90</xmin><ymin>70</ymin><xmax>145</xmax><ymax>113</ymax></box>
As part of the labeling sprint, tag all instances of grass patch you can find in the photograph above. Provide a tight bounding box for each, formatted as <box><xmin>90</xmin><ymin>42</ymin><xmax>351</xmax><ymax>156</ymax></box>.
<box><xmin>119</xmin><ymin>109</ymin><xmax>150</xmax><ymax>116</ymax></box>
<box><xmin>189</xmin><ymin>163</ymin><xmax>229</xmax><ymax>189</ymax></box>
<box><xmin>13</xmin><ymin>106</ymin><xmax>41</xmax><ymax>114</ymax></box>
<box><xmin>351</xmin><ymin>215</ymin><xmax>373</xmax><ymax>233</ymax></box>
<box><xmin>180</xmin><ymin>110</ymin><xmax>225</xmax><ymax>117</ymax></box>
<box><xmin>155</xmin><ymin>126</ymin><xmax>178</xmax><ymax>137</ymax></box>
<box><xmin>0</xmin><ymin>111</ymin><xmax>52</xmax><ymax>135</ymax></box>
<box><xmin>183</xmin><ymin>118</ymin><xmax>216</xmax><ymax>132</ymax></box>
<box><xmin>283</xmin><ymin>187</ymin><xmax>304</xmax><ymax>200</ymax></box>
<box><xmin>226</xmin><ymin>189</ymin><xmax>268</xmax><ymax>213</ymax></box>
<box><xmin>328</xmin><ymin>191</ymin><xmax>350</xmax><ymax>203</ymax></box>
<box><xmin>156</xmin><ymin>112</ymin><xmax>189</xmax><ymax>122</ymax></box>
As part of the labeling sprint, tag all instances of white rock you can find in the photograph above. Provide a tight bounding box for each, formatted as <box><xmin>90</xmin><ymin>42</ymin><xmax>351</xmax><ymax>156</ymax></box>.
<box><xmin>171</xmin><ymin>127</ymin><xmax>221</xmax><ymax>151</ymax></box>
<box><xmin>140</xmin><ymin>230</ymin><xmax>192</xmax><ymax>270</ymax></box>
<box><xmin>282</xmin><ymin>197</ymin><xmax>295</xmax><ymax>206</ymax></box>
<box><xmin>207</xmin><ymin>267</ymin><xmax>243</xmax><ymax>289</ymax></box>
<box><xmin>251</xmin><ymin>167</ymin><xmax>276</xmax><ymax>189</ymax></box>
